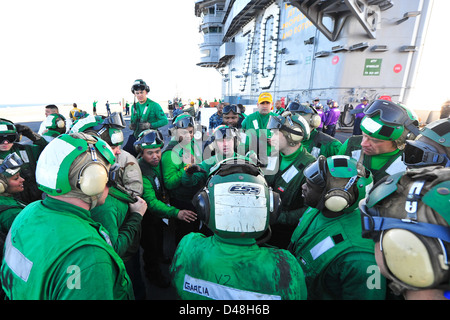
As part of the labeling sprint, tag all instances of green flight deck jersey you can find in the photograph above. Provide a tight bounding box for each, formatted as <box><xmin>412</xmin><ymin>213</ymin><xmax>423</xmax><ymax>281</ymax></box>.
<box><xmin>1</xmin><ymin>197</ymin><xmax>134</xmax><ymax>300</ymax></box>
<box><xmin>290</xmin><ymin>207</ymin><xmax>386</xmax><ymax>300</ymax></box>
<box><xmin>130</xmin><ymin>98</ymin><xmax>168</xmax><ymax>138</ymax></box>
<box><xmin>170</xmin><ymin>233</ymin><xmax>307</xmax><ymax>300</ymax></box>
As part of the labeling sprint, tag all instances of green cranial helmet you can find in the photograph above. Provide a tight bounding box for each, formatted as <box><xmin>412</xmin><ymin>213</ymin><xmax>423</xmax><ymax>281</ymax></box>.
<box><xmin>421</xmin><ymin>117</ymin><xmax>450</xmax><ymax>148</ymax></box>
<box><xmin>0</xmin><ymin>153</ymin><xmax>24</xmax><ymax>194</ymax></box>
<box><xmin>286</xmin><ymin>102</ymin><xmax>322</xmax><ymax>129</ymax></box>
<box><xmin>45</xmin><ymin>113</ymin><xmax>66</xmax><ymax>133</ymax></box>
<box><xmin>70</xmin><ymin>114</ymin><xmax>104</xmax><ymax>134</ymax></box>
<box><xmin>361</xmin><ymin>100</ymin><xmax>419</xmax><ymax>147</ymax></box>
<box><xmin>0</xmin><ymin>118</ymin><xmax>17</xmax><ymax>135</ymax></box>
<box><xmin>0</xmin><ymin>118</ymin><xmax>19</xmax><ymax>143</ymax></box>
<box><xmin>403</xmin><ymin>118</ymin><xmax>450</xmax><ymax>168</ymax></box>
<box><xmin>360</xmin><ymin>166</ymin><xmax>450</xmax><ymax>294</ymax></box>
<box><xmin>304</xmin><ymin>155</ymin><xmax>373</xmax><ymax>213</ymax></box>
<box><xmin>193</xmin><ymin>158</ymin><xmax>281</xmax><ymax>244</ymax></box>
<box><xmin>36</xmin><ymin>133</ymin><xmax>115</xmax><ymax>208</ymax></box>
<box><xmin>267</xmin><ymin>112</ymin><xmax>311</xmax><ymax>144</ymax></box>
<box><xmin>134</xmin><ymin>129</ymin><xmax>164</xmax><ymax>153</ymax></box>
<box><xmin>70</xmin><ymin>113</ymin><xmax>124</xmax><ymax>147</ymax></box>
<box><xmin>172</xmin><ymin>113</ymin><xmax>195</xmax><ymax>129</ymax></box>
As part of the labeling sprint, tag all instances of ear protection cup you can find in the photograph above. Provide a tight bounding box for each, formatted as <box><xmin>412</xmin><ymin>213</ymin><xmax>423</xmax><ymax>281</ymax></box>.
<box><xmin>192</xmin><ymin>189</ymin><xmax>210</xmax><ymax>224</ymax></box>
<box><xmin>78</xmin><ymin>162</ymin><xmax>108</xmax><ymax>196</ymax></box>
<box><xmin>380</xmin><ymin>229</ymin><xmax>449</xmax><ymax>290</ymax></box>
<box><xmin>288</xmin><ymin>127</ymin><xmax>304</xmax><ymax>142</ymax></box>
<box><xmin>56</xmin><ymin>118</ymin><xmax>65</xmax><ymax>129</ymax></box>
<box><xmin>310</xmin><ymin>114</ymin><xmax>322</xmax><ymax>128</ymax></box>
<box><xmin>0</xmin><ymin>180</ymin><xmax>6</xmax><ymax>193</ymax></box>
<box><xmin>324</xmin><ymin>189</ymin><xmax>353</xmax><ymax>212</ymax></box>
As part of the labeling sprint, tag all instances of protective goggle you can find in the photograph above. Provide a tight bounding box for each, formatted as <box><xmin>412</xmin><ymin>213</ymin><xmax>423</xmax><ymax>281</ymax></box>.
<box><xmin>359</xmin><ymin>201</ymin><xmax>450</xmax><ymax>244</ymax></box>
<box><xmin>0</xmin><ymin>153</ymin><xmax>23</xmax><ymax>174</ymax></box>
<box><xmin>403</xmin><ymin>140</ymin><xmax>450</xmax><ymax>168</ymax></box>
<box><xmin>287</xmin><ymin>102</ymin><xmax>316</xmax><ymax>114</ymax></box>
<box><xmin>0</xmin><ymin>134</ymin><xmax>18</xmax><ymax>143</ymax></box>
<box><xmin>303</xmin><ymin>158</ymin><xmax>327</xmax><ymax>187</ymax></box>
<box><xmin>213</xmin><ymin>126</ymin><xmax>237</xmax><ymax>140</ymax></box>
<box><xmin>173</xmin><ymin>116</ymin><xmax>194</xmax><ymax>129</ymax></box>
<box><xmin>107</xmin><ymin>163</ymin><xmax>120</xmax><ymax>187</ymax></box>
<box><xmin>223</xmin><ymin>104</ymin><xmax>241</xmax><ymax>114</ymax></box>
<box><xmin>364</xmin><ymin>100</ymin><xmax>417</xmax><ymax>127</ymax></box>
<box><xmin>135</xmin><ymin>130</ymin><xmax>163</xmax><ymax>148</ymax></box>
<box><xmin>267</xmin><ymin>115</ymin><xmax>304</xmax><ymax>137</ymax></box>
<box><xmin>132</xmin><ymin>84</ymin><xmax>146</xmax><ymax>92</ymax></box>
<box><xmin>102</xmin><ymin>112</ymin><xmax>125</xmax><ymax>129</ymax></box>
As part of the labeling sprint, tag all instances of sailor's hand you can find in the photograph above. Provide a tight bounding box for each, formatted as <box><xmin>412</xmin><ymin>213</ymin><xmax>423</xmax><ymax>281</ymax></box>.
<box><xmin>15</xmin><ymin>124</ymin><xmax>40</xmax><ymax>142</ymax></box>
<box><xmin>129</xmin><ymin>196</ymin><xmax>147</xmax><ymax>216</ymax></box>
<box><xmin>184</xmin><ymin>164</ymin><xmax>206</xmax><ymax>175</ymax></box>
<box><xmin>177</xmin><ymin>210</ymin><xmax>197</xmax><ymax>223</ymax></box>
<box><xmin>138</xmin><ymin>122</ymin><xmax>151</xmax><ymax>130</ymax></box>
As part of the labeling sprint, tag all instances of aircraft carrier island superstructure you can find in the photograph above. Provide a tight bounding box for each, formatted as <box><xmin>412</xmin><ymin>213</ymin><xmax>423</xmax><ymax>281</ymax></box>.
<box><xmin>194</xmin><ymin>0</ymin><xmax>446</xmax><ymax>126</ymax></box>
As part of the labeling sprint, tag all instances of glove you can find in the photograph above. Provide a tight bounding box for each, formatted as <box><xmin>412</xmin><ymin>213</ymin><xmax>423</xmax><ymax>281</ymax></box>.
<box><xmin>129</xmin><ymin>122</ymin><xmax>136</xmax><ymax>130</ymax></box>
<box><xmin>15</xmin><ymin>124</ymin><xmax>40</xmax><ymax>142</ymax></box>
<box><xmin>138</xmin><ymin>122</ymin><xmax>151</xmax><ymax>130</ymax></box>
<box><xmin>184</xmin><ymin>164</ymin><xmax>206</xmax><ymax>175</ymax></box>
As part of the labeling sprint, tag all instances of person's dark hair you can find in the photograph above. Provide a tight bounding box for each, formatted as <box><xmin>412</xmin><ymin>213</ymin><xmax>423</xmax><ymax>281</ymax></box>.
<box><xmin>45</xmin><ymin>104</ymin><xmax>59</xmax><ymax>112</ymax></box>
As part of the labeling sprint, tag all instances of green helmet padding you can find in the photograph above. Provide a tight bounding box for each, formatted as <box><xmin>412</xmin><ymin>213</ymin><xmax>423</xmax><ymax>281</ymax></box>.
<box><xmin>422</xmin><ymin>180</ymin><xmax>450</xmax><ymax>225</ymax></box>
<box><xmin>366</xmin><ymin>172</ymin><xmax>404</xmax><ymax>208</ymax></box>
<box><xmin>421</xmin><ymin>118</ymin><xmax>450</xmax><ymax>148</ymax></box>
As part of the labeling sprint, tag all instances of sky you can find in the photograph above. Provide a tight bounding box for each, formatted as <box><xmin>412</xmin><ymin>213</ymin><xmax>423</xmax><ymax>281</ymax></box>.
<box><xmin>1</xmin><ymin>1</ymin><xmax>449</xmax><ymax>112</ymax></box>
<box><xmin>0</xmin><ymin>0</ymin><xmax>222</xmax><ymax>107</ymax></box>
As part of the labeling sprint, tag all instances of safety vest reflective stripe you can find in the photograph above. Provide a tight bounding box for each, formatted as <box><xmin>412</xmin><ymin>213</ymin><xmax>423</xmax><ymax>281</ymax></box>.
<box><xmin>309</xmin><ymin>236</ymin><xmax>335</xmax><ymax>260</ymax></box>
<box><xmin>4</xmin><ymin>232</ymin><xmax>33</xmax><ymax>282</ymax></box>
<box><xmin>183</xmin><ymin>274</ymin><xmax>281</xmax><ymax>300</ymax></box>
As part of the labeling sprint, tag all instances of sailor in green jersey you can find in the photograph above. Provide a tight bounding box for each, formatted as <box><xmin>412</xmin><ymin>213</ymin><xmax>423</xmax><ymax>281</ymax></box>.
<box><xmin>360</xmin><ymin>166</ymin><xmax>450</xmax><ymax>300</ymax></box>
<box><xmin>274</xmin><ymin>99</ymin><xmax>285</xmax><ymax>115</ymax></box>
<box><xmin>0</xmin><ymin>118</ymin><xmax>47</xmax><ymax>204</ymax></box>
<box><xmin>0</xmin><ymin>153</ymin><xmax>26</xmax><ymax>235</ymax></box>
<box><xmin>1</xmin><ymin>133</ymin><xmax>138</xmax><ymax>300</ymax></box>
<box><xmin>161</xmin><ymin>114</ymin><xmax>204</xmax><ymax>243</ymax></box>
<box><xmin>241</xmin><ymin>92</ymin><xmax>278</xmax><ymax>165</ymax></box>
<box><xmin>338</xmin><ymin>99</ymin><xmax>420</xmax><ymax>183</ymax></box>
<box><xmin>171</xmin><ymin>159</ymin><xmax>307</xmax><ymax>300</ymax></box>
<box><xmin>289</xmin><ymin>155</ymin><xmax>386</xmax><ymax>300</ymax></box>
<box><xmin>134</xmin><ymin>129</ymin><xmax>196</xmax><ymax>287</ymax></box>
<box><xmin>41</xmin><ymin>113</ymin><xmax>67</xmax><ymax>143</ymax></box>
<box><xmin>182</xmin><ymin>125</ymin><xmax>241</xmax><ymax>188</ymax></box>
<box><xmin>287</xmin><ymin>101</ymin><xmax>342</xmax><ymax>158</ymax></box>
<box><xmin>71</xmin><ymin>113</ymin><xmax>146</xmax><ymax>261</ymax></box>
<box><xmin>123</xmin><ymin>79</ymin><xmax>168</xmax><ymax>156</ymax></box>
<box><xmin>265</xmin><ymin>113</ymin><xmax>316</xmax><ymax>249</ymax></box>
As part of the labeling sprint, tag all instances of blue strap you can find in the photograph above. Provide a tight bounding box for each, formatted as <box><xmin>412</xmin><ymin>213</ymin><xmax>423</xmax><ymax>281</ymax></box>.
<box><xmin>362</xmin><ymin>216</ymin><xmax>450</xmax><ymax>243</ymax></box>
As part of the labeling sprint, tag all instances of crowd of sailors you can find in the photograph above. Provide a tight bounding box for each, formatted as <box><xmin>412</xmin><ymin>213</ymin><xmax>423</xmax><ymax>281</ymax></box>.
<box><xmin>0</xmin><ymin>78</ymin><xmax>449</xmax><ymax>300</ymax></box>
